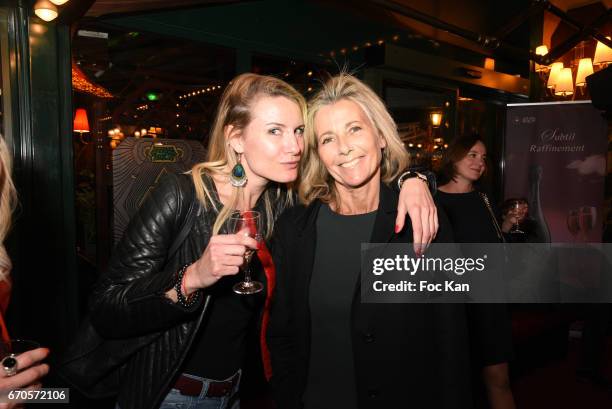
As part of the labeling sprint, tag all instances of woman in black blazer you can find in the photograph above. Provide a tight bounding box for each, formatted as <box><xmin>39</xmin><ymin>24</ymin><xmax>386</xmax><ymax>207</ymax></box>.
<box><xmin>267</xmin><ymin>74</ymin><xmax>511</xmax><ymax>409</ymax></box>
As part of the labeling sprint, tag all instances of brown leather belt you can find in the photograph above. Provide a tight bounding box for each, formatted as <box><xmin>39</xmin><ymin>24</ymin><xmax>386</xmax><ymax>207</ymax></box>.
<box><xmin>174</xmin><ymin>372</ymin><xmax>240</xmax><ymax>397</ymax></box>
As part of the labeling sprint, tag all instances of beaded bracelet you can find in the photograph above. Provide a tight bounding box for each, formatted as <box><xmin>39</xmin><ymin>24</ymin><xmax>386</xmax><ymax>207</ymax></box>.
<box><xmin>174</xmin><ymin>263</ymin><xmax>201</xmax><ymax>308</ymax></box>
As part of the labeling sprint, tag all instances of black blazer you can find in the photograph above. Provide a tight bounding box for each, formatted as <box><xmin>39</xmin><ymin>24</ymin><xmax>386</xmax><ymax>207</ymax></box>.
<box><xmin>267</xmin><ymin>182</ymin><xmax>480</xmax><ymax>409</ymax></box>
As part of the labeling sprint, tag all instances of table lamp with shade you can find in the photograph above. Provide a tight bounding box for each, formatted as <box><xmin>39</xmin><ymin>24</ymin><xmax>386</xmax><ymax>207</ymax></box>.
<box><xmin>73</xmin><ymin>108</ymin><xmax>90</xmax><ymax>144</ymax></box>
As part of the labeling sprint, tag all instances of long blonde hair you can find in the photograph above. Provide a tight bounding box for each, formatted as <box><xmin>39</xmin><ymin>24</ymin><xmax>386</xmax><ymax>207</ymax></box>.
<box><xmin>191</xmin><ymin>73</ymin><xmax>306</xmax><ymax>238</ymax></box>
<box><xmin>0</xmin><ymin>137</ymin><xmax>16</xmax><ymax>282</ymax></box>
<box><xmin>299</xmin><ymin>74</ymin><xmax>409</xmax><ymax>205</ymax></box>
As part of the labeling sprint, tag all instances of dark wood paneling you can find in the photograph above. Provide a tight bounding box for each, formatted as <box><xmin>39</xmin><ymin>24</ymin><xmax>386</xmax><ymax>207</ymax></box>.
<box><xmin>5</xmin><ymin>2</ymin><xmax>79</xmax><ymax>351</ymax></box>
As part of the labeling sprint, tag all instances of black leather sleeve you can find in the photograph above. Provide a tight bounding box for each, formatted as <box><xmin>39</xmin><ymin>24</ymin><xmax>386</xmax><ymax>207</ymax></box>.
<box><xmin>89</xmin><ymin>173</ymin><xmax>200</xmax><ymax>339</ymax></box>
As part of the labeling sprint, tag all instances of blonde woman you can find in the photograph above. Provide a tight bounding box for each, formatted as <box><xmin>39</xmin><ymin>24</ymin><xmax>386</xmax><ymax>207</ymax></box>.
<box><xmin>0</xmin><ymin>137</ymin><xmax>50</xmax><ymax>408</ymax></box>
<box><xmin>73</xmin><ymin>73</ymin><xmax>437</xmax><ymax>409</ymax></box>
<box><xmin>267</xmin><ymin>74</ymin><xmax>503</xmax><ymax>408</ymax></box>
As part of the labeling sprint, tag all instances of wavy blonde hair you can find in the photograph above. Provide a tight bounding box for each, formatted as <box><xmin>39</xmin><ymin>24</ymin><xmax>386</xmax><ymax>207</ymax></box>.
<box><xmin>299</xmin><ymin>74</ymin><xmax>409</xmax><ymax>205</ymax></box>
<box><xmin>190</xmin><ymin>73</ymin><xmax>306</xmax><ymax>238</ymax></box>
<box><xmin>0</xmin><ymin>137</ymin><xmax>16</xmax><ymax>282</ymax></box>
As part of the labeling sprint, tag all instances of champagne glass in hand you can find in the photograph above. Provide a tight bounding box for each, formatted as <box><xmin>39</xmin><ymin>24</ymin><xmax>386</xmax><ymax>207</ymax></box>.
<box><xmin>509</xmin><ymin>200</ymin><xmax>526</xmax><ymax>234</ymax></box>
<box><xmin>229</xmin><ymin>210</ymin><xmax>263</xmax><ymax>295</ymax></box>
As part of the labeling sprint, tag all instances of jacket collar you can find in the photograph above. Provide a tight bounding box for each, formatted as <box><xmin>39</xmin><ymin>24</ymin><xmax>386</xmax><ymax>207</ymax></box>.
<box><xmin>295</xmin><ymin>200</ymin><xmax>321</xmax><ymax>237</ymax></box>
<box><xmin>370</xmin><ymin>182</ymin><xmax>398</xmax><ymax>244</ymax></box>
<box><xmin>378</xmin><ymin>180</ymin><xmax>398</xmax><ymax>214</ymax></box>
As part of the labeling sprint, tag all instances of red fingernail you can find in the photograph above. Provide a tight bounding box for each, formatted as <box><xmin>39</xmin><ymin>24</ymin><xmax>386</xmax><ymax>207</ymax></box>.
<box><xmin>395</xmin><ymin>224</ymin><xmax>400</xmax><ymax>233</ymax></box>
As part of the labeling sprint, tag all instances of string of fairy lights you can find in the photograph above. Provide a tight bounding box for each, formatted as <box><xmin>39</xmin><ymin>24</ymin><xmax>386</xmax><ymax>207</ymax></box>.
<box><xmin>178</xmin><ymin>85</ymin><xmax>223</xmax><ymax>100</ymax></box>
<box><xmin>320</xmin><ymin>34</ymin><xmax>400</xmax><ymax>58</ymax></box>
<box><xmin>102</xmin><ymin>34</ymin><xmax>453</xmax><ymax>147</ymax></box>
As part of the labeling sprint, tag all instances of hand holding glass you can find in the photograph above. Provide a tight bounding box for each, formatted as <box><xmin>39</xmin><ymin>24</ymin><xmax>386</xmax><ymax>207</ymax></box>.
<box><xmin>0</xmin><ymin>339</ymin><xmax>41</xmax><ymax>378</ymax></box>
<box><xmin>509</xmin><ymin>200</ymin><xmax>526</xmax><ymax>234</ymax></box>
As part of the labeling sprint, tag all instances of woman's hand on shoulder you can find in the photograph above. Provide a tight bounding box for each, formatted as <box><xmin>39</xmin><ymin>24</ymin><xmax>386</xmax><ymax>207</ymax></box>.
<box><xmin>396</xmin><ymin>177</ymin><xmax>439</xmax><ymax>255</ymax></box>
<box><xmin>182</xmin><ymin>234</ymin><xmax>259</xmax><ymax>293</ymax></box>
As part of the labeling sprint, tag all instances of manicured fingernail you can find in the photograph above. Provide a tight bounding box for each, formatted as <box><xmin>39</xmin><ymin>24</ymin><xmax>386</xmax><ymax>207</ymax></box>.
<box><xmin>395</xmin><ymin>224</ymin><xmax>400</xmax><ymax>233</ymax></box>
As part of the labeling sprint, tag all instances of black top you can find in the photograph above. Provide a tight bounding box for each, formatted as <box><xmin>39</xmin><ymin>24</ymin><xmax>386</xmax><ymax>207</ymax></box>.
<box><xmin>434</xmin><ymin>188</ymin><xmax>513</xmax><ymax>406</ymax></box>
<box><xmin>435</xmin><ymin>190</ymin><xmax>501</xmax><ymax>243</ymax></box>
<box><xmin>182</xmin><ymin>182</ymin><xmax>266</xmax><ymax>379</ymax></box>
<box><xmin>303</xmin><ymin>205</ymin><xmax>376</xmax><ymax>409</ymax></box>
<box><xmin>183</xmin><ymin>256</ymin><xmax>266</xmax><ymax>378</ymax></box>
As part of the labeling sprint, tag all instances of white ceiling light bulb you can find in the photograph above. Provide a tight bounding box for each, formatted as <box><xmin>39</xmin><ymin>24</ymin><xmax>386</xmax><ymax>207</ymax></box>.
<box><xmin>34</xmin><ymin>0</ymin><xmax>58</xmax><ymax>22</ymax></box>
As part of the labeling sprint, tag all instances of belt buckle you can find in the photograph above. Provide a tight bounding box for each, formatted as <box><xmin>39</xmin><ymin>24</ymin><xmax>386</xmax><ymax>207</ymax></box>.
<box><xmin>205</xmin><ymin>372</ymin><xmax>239</xmax><ymax>398</ymax></box>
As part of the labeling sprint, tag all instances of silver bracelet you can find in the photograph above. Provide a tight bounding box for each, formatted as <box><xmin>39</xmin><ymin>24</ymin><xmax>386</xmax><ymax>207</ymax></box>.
<box><xmin>397</xmin><ymin>171</ymin><xmax>428</xmax><ymax>190</ymax></box>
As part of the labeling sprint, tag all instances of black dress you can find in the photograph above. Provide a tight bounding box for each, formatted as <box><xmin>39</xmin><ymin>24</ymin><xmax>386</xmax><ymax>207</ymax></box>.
<box><xmin>435</xmin><ymin>190</ymin><xmax>501</xmax><ymax>244</ymax></box>
<box><xmin>436</xmin><ymin>189</ymin><xmax>513</xmax><ymax>408</ymax></box>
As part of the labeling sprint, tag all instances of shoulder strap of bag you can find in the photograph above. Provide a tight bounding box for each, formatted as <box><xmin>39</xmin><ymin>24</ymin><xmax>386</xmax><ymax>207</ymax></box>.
<box><xmin>479</xmin><ymin>192</ymin><xmax>506</xmax><ymax>243</ymax></box>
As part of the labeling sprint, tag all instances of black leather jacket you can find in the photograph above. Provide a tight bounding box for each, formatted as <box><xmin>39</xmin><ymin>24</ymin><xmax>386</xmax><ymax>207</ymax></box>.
<box><xmin>88</xmin><ymin>173</ymin><xmax>219</xmax><ymax>409</ymax></box>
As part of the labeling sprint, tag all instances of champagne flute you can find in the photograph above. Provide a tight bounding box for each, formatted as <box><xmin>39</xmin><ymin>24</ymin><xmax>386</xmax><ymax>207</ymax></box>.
<box><xmin>229</xmin><ymin>210</ymin><xmax>263</xmax><ymax>295</ymax></box>
<box><xmin>510</xmin><ymin>200</ymin><xmax>525</xmax><ymax>234</ymax></box>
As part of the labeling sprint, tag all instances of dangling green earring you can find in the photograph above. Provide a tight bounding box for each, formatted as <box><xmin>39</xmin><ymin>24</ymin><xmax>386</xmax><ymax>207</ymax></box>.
<box><xmin>230</xmin><ymin>153</ymin><xmax>247</xmax><ymax>187</ymax></box>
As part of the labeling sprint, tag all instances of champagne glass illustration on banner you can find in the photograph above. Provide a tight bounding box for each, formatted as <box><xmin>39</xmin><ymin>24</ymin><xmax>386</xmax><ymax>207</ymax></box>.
<box><xmin>578</xmin><ymin>206</ymin><xmax>597</xmax><ymax>242</ymax></box>
<box><xmin>567</xmin><ymin>209</ymin><xmax>580</xmax><ymax>242</ymax></box>
<box><xmin>229</xmin><ymin>210</ymin><xmax>263</xmax><ymax>295</ymax></box>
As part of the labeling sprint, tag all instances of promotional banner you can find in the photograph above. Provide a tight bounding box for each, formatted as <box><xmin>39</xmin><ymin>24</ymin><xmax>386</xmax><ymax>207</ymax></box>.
<box><xmin>504</xmin><ymin>101</ymin><xmax>608</xmax><ymax>243</ymax></box>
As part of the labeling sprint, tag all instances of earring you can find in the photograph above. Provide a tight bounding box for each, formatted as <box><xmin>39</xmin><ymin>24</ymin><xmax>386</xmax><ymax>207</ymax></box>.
<box><xmin>230</xmin><ymin>153</ymin><xmax>247</xmax><ymax>187</ymax></box>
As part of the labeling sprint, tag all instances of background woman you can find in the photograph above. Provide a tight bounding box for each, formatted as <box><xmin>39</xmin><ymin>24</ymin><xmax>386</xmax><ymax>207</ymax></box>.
<box><xmin>268</xmin><ymin>74</ymin><xmax>482</xmax><ymax>409</ymax></box>
<box><xmin>66</xmin><ymin>73</ymin><xmax>437</xmax><ymax>409</ymax></box>
<box><xmin>436</xmin><ymin>134</ymin><xmax>515</xmax><ymax>409</ymax></box>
